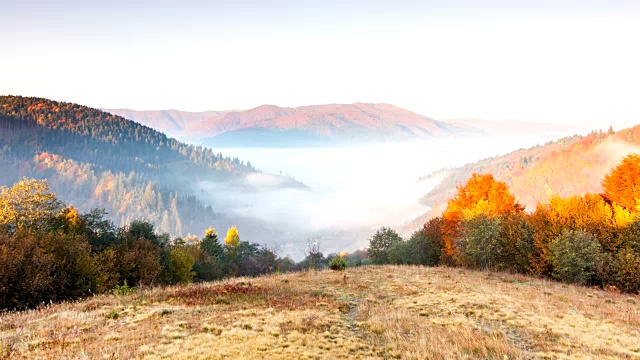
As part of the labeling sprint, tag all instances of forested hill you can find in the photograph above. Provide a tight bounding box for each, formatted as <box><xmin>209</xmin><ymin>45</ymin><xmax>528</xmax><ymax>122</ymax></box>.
<box><xmin>0</xmin><ymin>95</ymin><xmax>254</xmax><ymax>178</ymax></box>
<box><xmin>419</xmin><ymin>124</ymin><xmax>640</xmax><ymax>218</ymax></box>
<box><xmin>0</xmin><ymin>96</ymin><xmax>288</xmax><ymax>238</ymax></box>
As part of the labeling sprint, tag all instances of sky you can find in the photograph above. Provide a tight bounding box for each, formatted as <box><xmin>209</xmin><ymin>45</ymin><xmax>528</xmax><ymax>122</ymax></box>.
<box><xmin>2</xmin><ymin>0</ymin><xmax>640</xmax><ymax>125</ymax></box>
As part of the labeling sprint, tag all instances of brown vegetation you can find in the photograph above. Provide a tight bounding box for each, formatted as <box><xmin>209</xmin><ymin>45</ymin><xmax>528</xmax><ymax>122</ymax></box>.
<box><xmin>1</xmin><ymin>266</ymin><xmax>639</xmax><ymax>359</ymax></box>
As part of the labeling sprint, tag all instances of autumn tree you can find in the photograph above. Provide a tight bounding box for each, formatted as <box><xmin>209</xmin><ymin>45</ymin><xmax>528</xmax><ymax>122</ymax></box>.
<box><xmin>0</xmin><ymin>178</ymin><xmax>63</xmax><ymax>234</ymax></box>
<box><xmin>603</xmin><ymin>153</ymin><xmax>640</xmax><ymax>211</ymax></box>
<box><xmin>441</xmin><ymin>173</ymin><xmax>523</xmax><ymax>261</ymax></box>
<box><xmin>224</xmin><ymin>226</ymin><xmax>240</xmax><ymax>248</ymax></box>
<box><xmin>224</xmin><ymin>226</ymin><xmax>240</xmax><ymax>276</ymax></box>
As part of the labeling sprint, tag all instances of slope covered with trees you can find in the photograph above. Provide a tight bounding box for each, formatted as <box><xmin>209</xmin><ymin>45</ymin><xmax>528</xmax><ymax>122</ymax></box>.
<box><xmin>371</xmin><ymin>156</ymin><xmax>640</xmax><ymax>294</ymax></box>
<box><xmin>0</xmin><ymin>179</ymin><xmax>298</xmax><ymax>310</ymax></box>
<box><xmin>419</xmin><ymin>125</ymin><xmax>640</xmax><ymax>218</ymax></box>
<box><xmin>0</xmin><ymin>96</ymin><xmax>283</xmax><ymax>237</ymax></box>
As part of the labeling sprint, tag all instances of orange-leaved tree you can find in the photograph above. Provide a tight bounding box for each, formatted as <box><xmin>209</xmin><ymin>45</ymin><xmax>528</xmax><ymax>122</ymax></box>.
<box><xmin>441</xmin><ymin>173</ymin><xmax>523</xmax><ymax>261</ymax></box>
<box><xmin>603</xmin><ymin>153</ymin><xmax>640</xmax><ymax>211</ymax></box>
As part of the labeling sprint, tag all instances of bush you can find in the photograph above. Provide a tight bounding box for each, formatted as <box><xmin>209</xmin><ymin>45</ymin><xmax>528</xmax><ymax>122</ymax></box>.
<box><xmin>168</xmin><ymin>246</ymin><xmax>196</xmax><ymax>284</ymax></box>
<box><xmin>329</xmin><ymin>256</ymin><xmax>347</xmax><ymax>271</ymax></box>
<box><xmin>458</xmin><ymin>214</ymin><xmax>503</xmax><ymax>269</ymax></box>
<box><xmin>610</xmin><ymin>247</ymin><xmax>640</xmax><ymax>294</ymax></box>
<box><xmin>112</xmin><ymin>280</ymin><xmax>135</xmax><ymax>296</ymax></box>
<box><xmin>421</xmin><ymin>217</ymin><xmax>445</xmax><ymax>266</ymax></box>
<box><xmin>368</xmin><ymin>227</ymin><xmax>403</xmax><ymax>264</ymax></box>
<box><xmin>549</xmin><ymin>229</ymin><xmax>603</xmax><ymax>286</ymax></box>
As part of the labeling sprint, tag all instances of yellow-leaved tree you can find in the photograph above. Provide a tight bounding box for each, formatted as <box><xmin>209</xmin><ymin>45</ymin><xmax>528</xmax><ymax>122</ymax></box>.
<box><xmin>224</xmin><ymin>225</ymin><xmax>240</xmax><ymax>248</ymax></box>
<box><xmin>224</xmin><ymin>226</ymin><xmax>240</xmax><ymax>276</ymax></box>
<box><xmin>0</xmin><ymin>178</ymin><xmax>63</xmax><ymax>234</ymax></box>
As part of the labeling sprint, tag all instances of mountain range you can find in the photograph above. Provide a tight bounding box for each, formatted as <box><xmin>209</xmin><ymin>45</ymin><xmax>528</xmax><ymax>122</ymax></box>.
<box><xmin>106</xmin><ymin>103</ymin><xmax>600</xmax><ymax>147</ymax></box>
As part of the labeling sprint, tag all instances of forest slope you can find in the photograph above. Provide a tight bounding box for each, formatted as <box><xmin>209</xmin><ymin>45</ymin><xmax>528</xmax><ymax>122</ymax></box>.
<box><xmin>419</xmin><ymin>125</ymin><xmax>640</xmax><ymax>218</ymax></box>
<box><xmin>1</xmin><ymin>265</ymin><xmax>638</xmax><ymax>359</ymax></box>
<box><xmin>0</xmin><ymin>96</ymin><xmax>298</xmax><ymax>239</ymax></box>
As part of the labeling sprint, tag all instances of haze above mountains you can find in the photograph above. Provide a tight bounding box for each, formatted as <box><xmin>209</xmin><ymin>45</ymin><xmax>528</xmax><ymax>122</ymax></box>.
<box><xmin>106</xmin><ymin>103</ymin><xmax>603</xmax><ymax>148</ymax></box>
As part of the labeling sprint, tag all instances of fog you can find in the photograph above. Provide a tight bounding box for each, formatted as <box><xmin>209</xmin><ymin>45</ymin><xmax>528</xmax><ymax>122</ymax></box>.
<box><xmin>198</xmin><ymin>136</ymin><xmax>568</xmax><ymax>259</ymax></box>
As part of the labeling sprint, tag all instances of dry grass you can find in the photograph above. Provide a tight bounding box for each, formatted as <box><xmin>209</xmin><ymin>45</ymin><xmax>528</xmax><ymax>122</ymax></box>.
<box><xmin>1</xmin><ymin>265</ymin><xmax>639</xmax><ymax>359</ymax></box>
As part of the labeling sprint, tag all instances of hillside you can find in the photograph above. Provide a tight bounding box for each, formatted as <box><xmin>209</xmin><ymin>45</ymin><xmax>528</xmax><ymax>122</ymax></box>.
<box><xmin>2</xmin><ymin>265</ymin><xmax>638</xmax><ymax>359</ymax></box>
<box><xmin>418</xmin><ymin>125</ymin><xmax>640</xmax><ymax>219</ymax></box>
<box><xmin>110</xmin><ymin>103</ymin><xmax>479</xmax><ymax>147</ymax></box>
<box><xmin>441</xmin><ymin>118</ymin><xmax>574</xmax><ymax>137</ymax></box>
<box><xmin>0</xmin><ymin>96</ymin><xmax>299</xmax><ymax>238</ymax></box>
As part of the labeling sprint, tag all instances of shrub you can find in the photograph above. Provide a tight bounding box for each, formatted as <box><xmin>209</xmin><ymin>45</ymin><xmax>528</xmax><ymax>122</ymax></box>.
<box><xmin>0</xmin><ymin>233</ymin><xmax>54</xmax><ymax>309</ymax></box>
<box><xmin>112</xmin><ymin>280</ymin><xmax>135</xmax><ymax>296</ymax></box>
<box><xmin>549</xmin><ymin>229</ymin><xmax>603</xmax><ymax>286</ymax></box>
<box><xmin>610</xmin><ymin>247</ymin><xmax>640</xmax><ymax>294</ymax></box>
<box><xmin>368</xmin><ymin>227</ymin><xmax>403</xmax><ymax>264</ymax></box>
<box><xmin>329</xmin><ymin>256</ymin><xmax>347</xmax><ymax>271</ymax></box>
<box><xmin>168</xmin><ymin>246</ymin><xmax>196</xmax><ymax>284</ymax></box>
<box><xmin>458</xmin><ymin>214</ymin><xmax>503</xmax><ymax>269</ymax></box>
<box><xmin>421</xmin><ymin>217</ymin><xmax>444</xmax><ymax>266</ymax></box>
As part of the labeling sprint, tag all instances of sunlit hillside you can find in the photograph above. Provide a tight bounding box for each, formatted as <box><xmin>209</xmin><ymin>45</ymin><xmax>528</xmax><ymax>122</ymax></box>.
<box><xmin>419</xmin><ymin>125</ymin><xmax>640</xmax><ymax>218</ymax></box>
<box><xmin>2</xmin><ymin>266</ymin><xmax>639</xmax><ymax>359</ymax></box>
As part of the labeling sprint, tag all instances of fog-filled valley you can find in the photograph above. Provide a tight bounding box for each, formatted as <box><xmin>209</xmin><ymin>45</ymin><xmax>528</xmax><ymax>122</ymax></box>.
<box><xmin>202</xmin><ymin>135</ymin><xmax>579</xmax><ymax>259</ymax></box>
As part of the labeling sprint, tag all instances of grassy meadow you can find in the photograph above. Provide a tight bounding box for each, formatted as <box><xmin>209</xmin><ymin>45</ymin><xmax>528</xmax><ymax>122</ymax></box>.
<box><xmin>1</xmin><ymin>265</ymin><xmax>639</xmax><ymax>359</ymax></box>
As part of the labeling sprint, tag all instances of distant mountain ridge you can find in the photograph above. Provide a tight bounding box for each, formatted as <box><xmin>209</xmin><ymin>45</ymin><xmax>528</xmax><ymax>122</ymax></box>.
<box><xmin>108</xmin><ymin>103</ymin><xmax>479</xmax><ymax>146</ymax></box>
<box><xmin>104</xmin><ymin>108</ymin><xmax>228</xmax><ymax>138</ymax></box>
<box><xmin>106</xmin><ymin>104</ymin><xmax>598</xmax><ymax>147</ymax></box>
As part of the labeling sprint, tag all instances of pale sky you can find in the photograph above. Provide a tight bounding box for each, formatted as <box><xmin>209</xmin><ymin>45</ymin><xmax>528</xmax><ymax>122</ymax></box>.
<box><xmin>2</xmin><ymin>0</ymin><xmax>640</xmax><ymax>124</ymax></box>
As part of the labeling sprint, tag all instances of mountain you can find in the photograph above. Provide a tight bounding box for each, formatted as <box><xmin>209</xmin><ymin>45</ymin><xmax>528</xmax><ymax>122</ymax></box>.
<box><xmin>104</xmin><ymin>108</ymin><xmax>228</xmax><ymax>139</ymax></box>
<box><xmin>416</xmin><ymin>125</ymin><xmax>640</xmax><ymax>222</ymax></box>
<box><xmin>107</xmin><ymin>104</ymin><xmax>601</xmax><ymax>148</ymax></box>
<box><xmin>109</xmin><ymin>103</ymin><xmax>480</xmax><ymax>147</ymax></box>
<box><xmin>193</xmin><ymin>103</ymin><xmax>471</xmax><ymax>146</ymax></box>
<box><xmin>441</xmin><ymin>118</ymin><xmax>575</xmax><ymax>137</ymax></box>
<box><xmin>0</xmin><ymin>95</ymin><xmax>301</xmax><ymax>240</ymax></box>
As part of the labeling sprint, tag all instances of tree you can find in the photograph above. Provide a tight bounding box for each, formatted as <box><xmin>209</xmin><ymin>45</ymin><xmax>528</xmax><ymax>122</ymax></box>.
<box><xmin>603</xmin><ymin>153</ymin><xmax>640</xmax><ymax>211</ymax></box>
<box><xmin>168</xmin><ymin>246</ymin><xmax>196</xmax><ymax>284</ymax></box>
<box><xmin>304</xmin><ymin>237</ymin><xmax>324</xmax><ymax>269</ymax></box>
<box><xmin>224</xmin><ymin>226</ymin><xmax>240</xmax><ymax>248</ymax></box>
<box><xmin>367</xmin><ymin>227</ymin><xmax>402</xmax><ymax>264</ymax></box>
<box><xmin>458</xmin><ymin>214</ymin><xmax>503</xmax><ymax>269</ymax></box>
<box><xmin>201</xmin><ymin>227</ymin><xmax>222</xmax><ymax>256</ymax></box>
<box><xmin>0</xmin><ymin>178</ymin><xmax>63</xmax><ymax>234</ymax></box>
<box><xmin>442</xmin><ymin>173</ymin><xmax>523</xmax><ymax>260</ymax></box>
<box><xmin>224</xmin><ymin>226</ymin><xmax>240</xmax><ymax>276</ymax></box>
<box><xmin>421</xmin><ymin>217</ymin><xmax>445</xmax><ymax>266</ymax></box>
<box><xmin>549</xmin><ymin>229</ymin><xmax>603</xmax><ymax>286</ymax></box>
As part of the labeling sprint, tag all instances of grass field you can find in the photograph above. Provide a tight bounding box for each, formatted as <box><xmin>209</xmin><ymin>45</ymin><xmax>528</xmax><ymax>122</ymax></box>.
<box><xmin>1</xmin><ymin>265</ymin><xmax>639</xmax><ymax>359</ymax></box>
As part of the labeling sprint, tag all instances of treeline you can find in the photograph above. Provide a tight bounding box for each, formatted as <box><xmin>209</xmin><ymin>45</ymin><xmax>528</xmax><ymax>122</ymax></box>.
<box><xmin>28</xmin><ymin>152</ymin><xmax>218</xmax><ymax>236</ymax></box>
<box><xmin>368</xmin><ymin>154</ymin><xmax>640</xmax><ymax>294</ymax></box>
<box><xmin>0</xmin><ymin>178</ymin><xmax>349</xmax><ymax>310</ymax></box>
